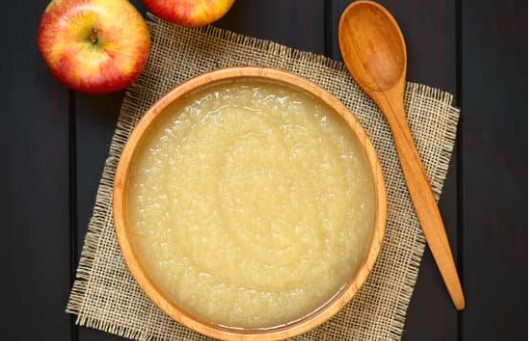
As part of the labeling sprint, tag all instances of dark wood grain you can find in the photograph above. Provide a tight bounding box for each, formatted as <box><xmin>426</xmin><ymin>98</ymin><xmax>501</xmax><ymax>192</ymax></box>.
<box><xmin>1</xmin><ymin>1</ymin><xmax>72</xmax><ymax>340</ymax></box>
<box><xmin>216</xmin><ymin>0</ymin><xmax>325</xmax><ymax>53</ymax></box>
<box><xmin>74</xmin><ymin>92</ymin><xmax>137</xmax><ymax>341</ymax></box>
<box><xmin>461</xmin><ymin>0</ymin><xmax>528</xmax><ymax>339</ymax></box>
<box><xmin>329</xmin><ymin>1</ymin><xmax>459</xmax><ymax>340</ymax></box>
<box><xmin>74</xmin><ymin>92</ymin><xmax>124</xmax><ymax>261</ymax></box>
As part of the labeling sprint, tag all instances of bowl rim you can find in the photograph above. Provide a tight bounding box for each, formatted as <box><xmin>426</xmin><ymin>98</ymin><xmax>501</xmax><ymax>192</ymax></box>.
<box><xmin>113</xmin><ymin>66</ymin><xmax>387</xmax><ymax>341</ymax></box>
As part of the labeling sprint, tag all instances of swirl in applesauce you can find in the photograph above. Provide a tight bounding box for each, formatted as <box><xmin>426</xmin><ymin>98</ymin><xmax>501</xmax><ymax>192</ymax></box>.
<box><xmin>127</xmin><ymin>80</ymin><xmax>375</xmax><ymax>328</ymax></box>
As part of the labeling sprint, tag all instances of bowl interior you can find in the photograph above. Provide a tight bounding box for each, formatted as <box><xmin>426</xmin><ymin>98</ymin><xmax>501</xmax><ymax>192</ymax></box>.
<box><xmin>113</xmin><ymin>67</ymin><xmax>387</xmax><ymax>341</ymax></box>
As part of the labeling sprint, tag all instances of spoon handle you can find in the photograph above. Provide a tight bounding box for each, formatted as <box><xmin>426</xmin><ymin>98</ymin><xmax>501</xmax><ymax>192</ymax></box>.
<box><xmin>375</xmin><ymin>91</ymin><xmax>465</xmax><ymax>311</ymax></box>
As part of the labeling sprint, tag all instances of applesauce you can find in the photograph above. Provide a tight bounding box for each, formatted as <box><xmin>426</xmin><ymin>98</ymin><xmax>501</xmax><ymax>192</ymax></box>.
<box><xmin>126</xmin><ymin>80</ymin><xmax>375</xmax><ymax>329</ymax></box>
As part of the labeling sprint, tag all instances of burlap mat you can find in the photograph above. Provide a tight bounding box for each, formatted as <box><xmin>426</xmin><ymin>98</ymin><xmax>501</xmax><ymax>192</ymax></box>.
<box><xmin>67</xmin><ymin>14</ymin><xmax>459</xmax><ymax>341</ymax></box>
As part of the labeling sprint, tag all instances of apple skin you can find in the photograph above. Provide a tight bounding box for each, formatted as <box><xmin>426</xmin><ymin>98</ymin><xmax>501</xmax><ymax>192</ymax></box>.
<box><xmin>37</xmin><ymin>0</ymin><xmax>151</xmax><ymax>95</ymax></box>
<box><xmin>142</xmin><ymin>0</ymin><xmax>235</xmax><ymax>27</ymax></box>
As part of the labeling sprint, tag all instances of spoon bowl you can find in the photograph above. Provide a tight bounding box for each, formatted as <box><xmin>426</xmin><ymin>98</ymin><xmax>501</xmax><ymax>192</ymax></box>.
<box><xmin>339</xmin><ymin>1</ymin><xmax>406</xmax><ymax>92</ymax></box>
<box><xmin>338</xmin><ymin>0</ymin><xmax>465</xmax><ymax>311</ymax></box>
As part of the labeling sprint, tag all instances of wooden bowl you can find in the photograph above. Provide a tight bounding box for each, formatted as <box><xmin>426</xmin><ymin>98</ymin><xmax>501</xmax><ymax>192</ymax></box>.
<box><xmin>113</xmin><ymin>67</ymin><xmax>387</xmax><ymax>341</ymax></box>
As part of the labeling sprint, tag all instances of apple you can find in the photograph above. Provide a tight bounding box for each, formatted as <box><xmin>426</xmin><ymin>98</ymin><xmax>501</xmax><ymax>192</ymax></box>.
<box><xmin>142</xmin><ymin>0</ymin><xmax>235</xmax><ymax>27</ymax></box>
<box><xmin>37</xmin><ymin>0</ymin><xmax>151</xmax><ymax>95</ymax></box>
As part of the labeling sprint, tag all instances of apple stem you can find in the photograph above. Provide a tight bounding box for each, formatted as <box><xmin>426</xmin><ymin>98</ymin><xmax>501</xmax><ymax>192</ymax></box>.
<box><xmin>89</xmin><ymin>28</ymin><xmax>99</xmax><ymax>45</ymax></box>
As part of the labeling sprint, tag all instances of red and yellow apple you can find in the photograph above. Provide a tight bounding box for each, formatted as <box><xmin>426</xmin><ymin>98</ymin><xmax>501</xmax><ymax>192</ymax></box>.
<box><xmin>37</xmin><ymin>0</ymin><xmax>151</xmax><ymax>94</ymax></box>
<box><xmin>142</xmin><ymin>0</ymin><xmax>235</xmax><ymax>27</ymax></box>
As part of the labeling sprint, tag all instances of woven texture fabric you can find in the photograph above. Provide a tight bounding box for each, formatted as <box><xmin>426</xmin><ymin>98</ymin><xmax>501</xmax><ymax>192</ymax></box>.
<box><xmin>67</xmin><ymin>15</ymin><xmax>459</xmax><ymax>341</ymax></box>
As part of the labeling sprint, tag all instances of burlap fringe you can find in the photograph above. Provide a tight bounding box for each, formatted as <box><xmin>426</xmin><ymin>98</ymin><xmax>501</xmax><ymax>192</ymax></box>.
<box><xmin>66</xmin><ymin>76</ymin><xmax>145</xmax><ymax>318</ymax></box>
<box><xmin>196</xmin><ymin>22</ymin><xmax>347</xmax><ymax>73</ymax></box>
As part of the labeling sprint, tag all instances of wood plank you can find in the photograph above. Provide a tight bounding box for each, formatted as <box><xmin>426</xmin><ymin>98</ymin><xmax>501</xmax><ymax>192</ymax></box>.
<box><xmin>75</xmin><ymin>1</ymin><xmax>325</xmax><ymax>340</ymax></box>
<box><xmin>328</xmin><ymin>1</ymin><xmax>459</xmax><ymax>340</ymax></box>
<box><xmin>217</xmin><ymin>0</ymin><xmax>325</xmax><ymax>53</ymax></box>
<box><xmin>461</xmin><ymin>0</ymin><xmax>527</xmax><ymax>339</ymax></box>
<box><xmin>74</xmin><ymin>92</ymin><xmax>126</xmax><ymax>341</ymax></box>
<box><xmin>75</xmin><ymin>91</ymin><xmax>124</xmax><ymax>258</ymax></box>
<box><xmin>1</xmin><ymin>1</ymin><xmax>72</xmax><ymax>340</ymax></box>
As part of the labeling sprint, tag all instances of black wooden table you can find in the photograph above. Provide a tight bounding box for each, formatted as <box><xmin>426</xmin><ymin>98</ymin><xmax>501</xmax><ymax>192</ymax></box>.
<box><xmin>3</xmin><ymin>1</ymin><xmax>527</xmax><ymax>340</ymax></box>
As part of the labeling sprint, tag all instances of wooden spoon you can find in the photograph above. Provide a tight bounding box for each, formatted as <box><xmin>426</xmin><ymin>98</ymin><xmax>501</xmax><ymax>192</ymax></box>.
<box><xmin>338</xmin><ymin>0</ymin><xmax>465</xmax><ymax>310</ymax></box>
